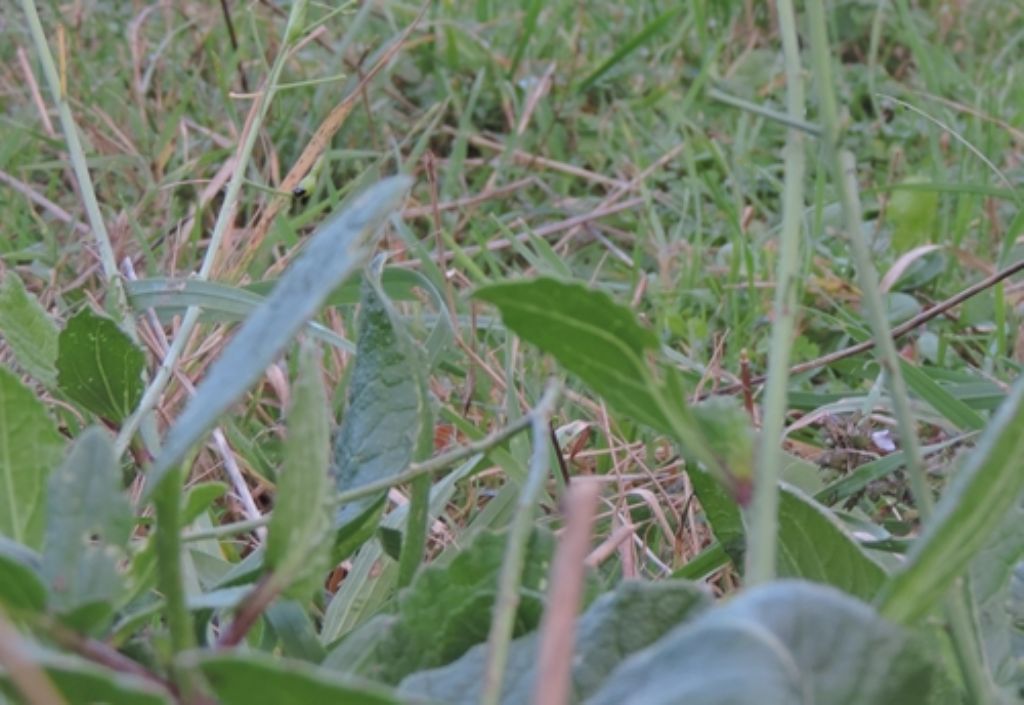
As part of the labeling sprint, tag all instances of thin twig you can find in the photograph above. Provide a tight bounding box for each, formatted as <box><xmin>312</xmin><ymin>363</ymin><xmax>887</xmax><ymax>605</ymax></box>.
<box><xmin>532</xmin><ymin>479</ymin><xmax>601</xmax><ymax>705</ymax></box>
<box><xmin>481</xmin><ymin>380</ymin><xmax>562</xmax><ymax>705</ymax></box>
<box><xmin>181</xmin><ymin>385</ymin><xmax>561</xmax><ymax>543</ymax></box>
<box><xmin>712</xmin><ymin>257</ymin><xmax>1024</xmax><ymax>397</ymax></box>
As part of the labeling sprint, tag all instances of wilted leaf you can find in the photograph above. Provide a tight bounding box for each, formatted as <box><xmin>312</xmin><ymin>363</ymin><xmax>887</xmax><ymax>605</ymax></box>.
<box><xmin>0</xmin><ymin>367</ymin><xmax>65</xmax><ymax>548</ymax></box>
<box><xmin>0</xmin><ymin>272</ymin><xmax>59</xmax><ymax>387</ymax></box>
<box><xmin>56</xmin><ymin>308</ymin><xmax>144</xmax><ymax>423</ymax></box>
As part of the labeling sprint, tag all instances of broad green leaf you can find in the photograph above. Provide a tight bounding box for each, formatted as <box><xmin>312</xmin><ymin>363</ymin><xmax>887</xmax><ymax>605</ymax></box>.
<box><xmin>969</xmin><ymin>490</ymin><xmax>1024</xmax><ymax>697</ymax></box>
<box><xmin>474</xmin><ymin>278</ymin><xmax>670</xmax><ymax>434</ymax></box>
<box><xmin>879</xmin><ymin>373</ymin><xmax>1024</xmax><ymax>623</ymax></box>
<box><xmin>398</xmin><ymin>580</ymin><xmax>711</xmax><ymax>704</ymax></box>
<box><xmin>0</xmin><ymin>272</ymin><xmax>58</xmax><ymax>386</ymax></box>
<box><xmin>188</xmin><ymin>651</ymin><xmax>415</xmax><ymax>705</ymax></box>
<box><xmin>0</xmin><ymin>367</ymin><xmax>65</xmax><ymax>548</ymax></box>
<box><xmin>585</xmin><ymin>581</ymin><xmax>945</xmax><ymax>705</ymax></box>
<box><xmin>1</xmin><ymin>644</ymin><xmax>171</xmax><ymax>705</ymax></box>
<box><xmin>323</xmin><ymin>529</ymin><xmax>553</xmax><ymax>684</ymax></box>
<box><xmin>0</xmin><ymin>538</ymin><xmax>46</xmax><ymax>612</ymax></box>
<box><xmin>331</xmin><ymin>266</ymin><xmax>427</xmax><ymax>533</ymax></box>
<box><xmin>56</xmin><ymin>308</ymin><xmax>144</xmax><ymax>423</ymax></box>
<box><xmin>145</xmin><ymin>176</ymin><xmax>411</xmax><ymax>497</ymax></box>
<box><xmin>888</xmin><ymin>175</ymin><xmax>938</xmax><ymax>251</ymax></box>
<box><xmin>776</xmin><ymin>485</ymin><xmax>887</xmax><ymax>600</ymax></box>
<box><xmin>267</xmin><ymin>341</ymin><xmax>331</xmax><ymax>592</ymax></box>
<box><xmin>42</xmin><ymin>427</ymin><xmax>132</xmax><ymax>632</ymax></box>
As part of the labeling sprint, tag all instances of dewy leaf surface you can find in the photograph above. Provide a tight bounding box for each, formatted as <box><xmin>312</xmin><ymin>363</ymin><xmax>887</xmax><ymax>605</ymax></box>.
<box><xmin>398</xmin><ymin>580</ymin><xmax>711</xmax><ymax>704</ymax></box>
<box><xmin>42</xmin><ymin>427</ymin><xmax>132</xmax><ymax>631</ymax></box>
<box><xmin>585</xmin><ymin>581</ymin><xmax>943</xmax><ymax>705</ymax></box>
<box><xmin>776</xmin><ymin>485</ymin><xmax>886</xmax><ymax>600</ymax></box>
<box><xmin>879</xmin><ymin>372</ymin><xmax>1024</xmax><ymax>623</ymax></box>
<box><xmin>0</xmin><ymin>271</ymin><xmax>59</xmax><ymax>387</ymax></box>
<box><xmin>0</xmin><ymin>367</ymin><xmax>65</xmax><ymax>549</ymax></box>
<box><xmin>145</xmin><ymin>176</ymin><xmax>410</xmax><ymax>497</ymax></box>
<box><xmin>473</xmin><ymin>278</ymin><xmax>670</xmax><ymax>433</ymax></box>
<box><xmin>56</xmin><ymin>308</ymin><xmax>145</xmax><ymax>422</ymax></box>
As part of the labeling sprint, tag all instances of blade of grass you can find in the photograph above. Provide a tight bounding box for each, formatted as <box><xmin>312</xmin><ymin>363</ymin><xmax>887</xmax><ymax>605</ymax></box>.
<box><xmin>745</xmin><ymin>0</ymin><xmax>807</xmax><ymax>585</ymax></box>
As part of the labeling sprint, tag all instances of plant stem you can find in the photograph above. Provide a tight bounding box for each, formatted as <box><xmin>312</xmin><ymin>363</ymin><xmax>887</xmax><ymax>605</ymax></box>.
<box><xmin>181</xmin><ymin>386</ymin><xmax>557</xmax><ymax>543</ymax></box>
<box><xmin>480</xmin><ymin>380</ymin><xmax>561</xmax><ymax>705</ymax></box>
<box><xmin>745</xmin><ymin>0</ymin><xmax>807</xmax><ymax>585</ymax></box>
<box><xmin>19</xmin><ymin>0</ymin><xmax>134</xmax><ymax>336</ymax></box>
<box><xmin>114</xmin><ymin>0</ymin><xmax>309</xmax><ymax>458</ymax></box>
<box><xmin>152</xmin><ymin>465</ymin><xmax>196</xmax><ymax>696</ymax></box>
<box><xmin>804</xmin><ymin>2</ymin><xmax>993</xmax><ymax>700</ymax></box>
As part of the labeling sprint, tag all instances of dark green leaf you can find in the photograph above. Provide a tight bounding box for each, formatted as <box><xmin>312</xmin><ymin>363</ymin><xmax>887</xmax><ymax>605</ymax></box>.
<box><xmin>474</xmin><ymin>278</ymin><xmax>667</xmax><ymax>434</ymax></box>
<box><xmin>181</xmin><ymin>482</ymin><xmax>228</xmax><ymax>524</ymax></box>
<box><xmin>190</xmin><ymin>651</ymin><xmax>419</xmax><ymax>705</ymax></box>
<box><xmin>0</xmin><ymin>538</ymin><xmax>46</xmax><ymax>612</ymax></box>
<box><xmin>0</xmin><ymin>367</ymin><xmax>65</xmax><ymax>548</ymax></box>
<box><xmin>145</xmin><ymin>176</ymin><xmax>411</xmax><ymax>497</ymax></box>
<box><xmin>56</xmin><ymin>308</ymin><xmax>144</xmax><ymax>422</ymax></box>
<box><xmin>776</xmin><ymin>485</ymin><xmax>887</xmax><ymax>600</ymax></box>
<box><xmin>686</xmin><ymin>466</ymin><xmax>745</xmax><ymax>567</ymax></box>
<box><xmin>323</xmin><ymin>529</ymin><xmax>553</xmax><ymax>685</ymax></box>
<box><xmin>879</xmin><ymin>374</ymin><xmax>1024</xmax><ymax>623</ymax></box>
<box><xmin>331</xmin><ymin>267</ymin><xmax>427</xmax><ymax>534</ymax></box>
<box><xmin>42</xmin><ymin>427</ymin><xmax>132</xmax><ymax>631</ymax></box>
<box><xmin>399</xmin><ymin>580</ymin><xmax>711</xmax><ymax>704</ymax></box>
<box><xmin>267</xmin><ymin>342</ymin><xmax>331</xmax><ymax>593</ymax></box>
<box><xmin>0</xmin><ymin>272</ymin><xmax>59</xmax><ymax>387</ymax></box>
<box><xmin>585</xmin><ymin>581</ymin><xmax>944</xmax><ymax>705</ymax></box>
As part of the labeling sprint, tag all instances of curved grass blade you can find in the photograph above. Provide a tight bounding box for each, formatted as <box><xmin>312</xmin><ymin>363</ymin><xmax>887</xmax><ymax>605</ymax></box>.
<box><xmin>144</xmin><ymin>176</ymin><xmax>411</xmax><ymax>498</ymax></box>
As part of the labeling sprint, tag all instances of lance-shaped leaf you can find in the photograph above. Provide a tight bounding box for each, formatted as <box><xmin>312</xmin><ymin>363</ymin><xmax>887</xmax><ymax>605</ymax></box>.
<box><xmin>0</xmin><ymin>367</ymin><xmax>65</xmax><ymax>548</ymax></box>
<box><xmin>145</xmin><ymin>176</ymin><xmax>411</xmax><ymax>497</ymax></box>
<box><xmin>331</xmin><ymin>262</ymin><xmax>427</xmax><ymax>543</ymax></box>
<box><xmin>57</xmin><ymin>308</ymin><xmax>145</xmax><ymax>423</ymax></box>
<box><xmin>878</xmin><ymin>372</ymin><xmax>1024</xmax><ymax>623</ymax></box>
<box><xmin>42</xmin><ymin>427</ymin><xmax>132</xmax><ymax>632</ymax></box>
<box><xmin>266</xmin><ymin>341</ymin><xmax>331</xmax><ymax>595</ymax></box>
<box><xmin>0</xmin><ymin>272</ymin><xmax>59</xmax><ymax>387</ymax></box>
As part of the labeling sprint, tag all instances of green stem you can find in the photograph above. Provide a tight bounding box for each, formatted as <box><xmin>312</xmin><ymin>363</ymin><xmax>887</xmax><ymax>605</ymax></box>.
<box><xmin>115</xmin><ymin>0</ymin><xmax>309</xmax><ymax>457</ymax></box>
<box><xmin>479</xmin><ymin>381</ymin><xmax>561</xmax><ymax>705</ymax></box>
<box><xmin>19</xmin><ymin>0</ymin><xmax>134</xmax><ymax>336</ymax></box>
<box><xmin>804</xmin><ymin>2</ymin><xmax>992</xmax><ymax>700</ymax></box>
<box><xmin>745</xmin><ymin>0</ymin><xmax>807</xmax><ymax>585</ymax></box>
<box><xmin>152</xmin><ymin>465</ymin><xmax>196</xmax><ymax>695</ymax></box>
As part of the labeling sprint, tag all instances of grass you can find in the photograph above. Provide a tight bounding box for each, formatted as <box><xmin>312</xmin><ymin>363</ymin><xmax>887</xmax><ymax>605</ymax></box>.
<box><xmin>1</xmin><ymin>0</ymin><xmax>1024</xmax><ymax>697</ymax></box>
